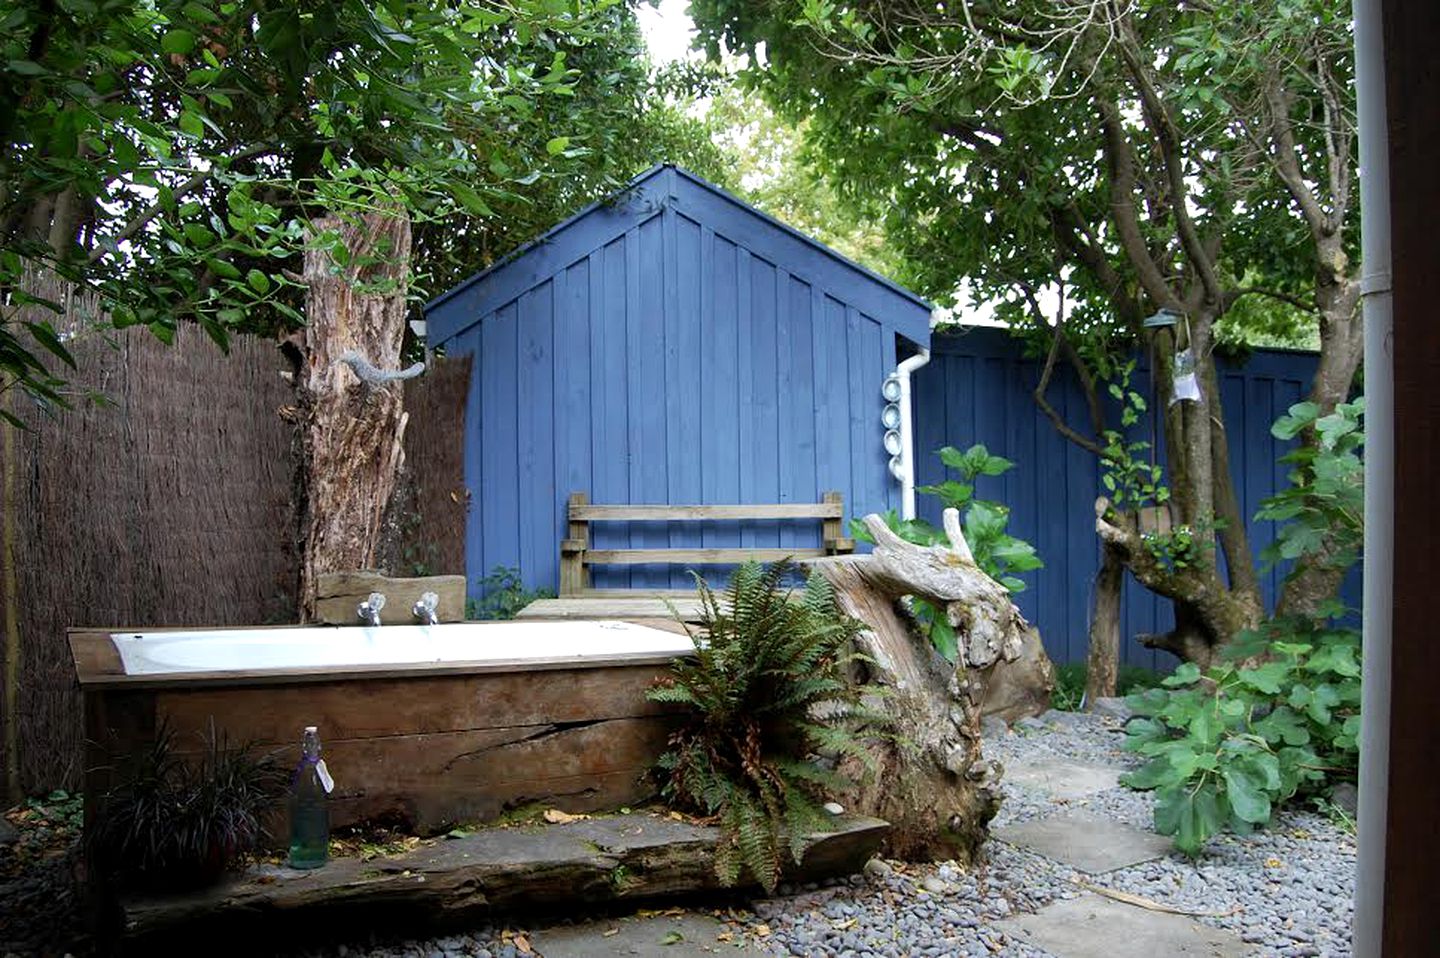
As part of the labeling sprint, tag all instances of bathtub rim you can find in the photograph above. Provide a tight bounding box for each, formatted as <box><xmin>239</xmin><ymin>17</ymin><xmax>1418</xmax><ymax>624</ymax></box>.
<box><xmin>68</xmin><ymin>618</ymin><xmax>696</xmax><ymax>691</ymax></box>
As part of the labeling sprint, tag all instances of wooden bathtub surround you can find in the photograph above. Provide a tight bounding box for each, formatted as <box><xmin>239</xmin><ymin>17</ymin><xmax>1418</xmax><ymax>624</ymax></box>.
<box><xmin>519</xmin><ymin>491</ymin><xmax>855</xmax><ymax>620</ymax></box>
<box><xmin>312</xmin><ymin>571</ymin><xmax>466</xmax><ymax>626</ymax></box>
<box><xmin>70</xmin><ymin>624</ymin><xmax>693</xmax><ymax>844</ymax></box>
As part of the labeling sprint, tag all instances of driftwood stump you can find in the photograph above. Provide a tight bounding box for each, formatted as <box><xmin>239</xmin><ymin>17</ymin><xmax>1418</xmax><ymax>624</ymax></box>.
<box><xmin>806</xmin><ymin>511</ymin><xmax>1053</xmax><ymax>862</ymax></box>
<box><xmin>297</xmin><ymin>208</ymin><xmax>413</xmax><ymax>620</ymax></box>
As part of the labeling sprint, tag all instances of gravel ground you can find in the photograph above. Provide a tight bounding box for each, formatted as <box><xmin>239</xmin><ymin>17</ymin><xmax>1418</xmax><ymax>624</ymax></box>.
<box><xmin>288</xmin><ymin>711</ymin><xmax>1357</xmax><ymax>958</ymax></box>
<box><xmin>0</xmin><ymin>712</ymin><xmax>1358</xmax><ymax>957</ymax></box>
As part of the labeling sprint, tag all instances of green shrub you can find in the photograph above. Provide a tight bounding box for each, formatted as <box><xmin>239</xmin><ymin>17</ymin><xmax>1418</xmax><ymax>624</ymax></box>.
<box><xmin>1120</xmin><ymin>398</ymin><xmax>1364</xmax><ymax>855</ymax></box>
<box><xmin>466</xmin><ymin>566</ymin><xmax>555</xmax><ymax>620</ymax></box>
<box><xmin>647</xmin><ymin>560</ymin><xmax>883</xmax><ymax>893</ymax></box>
<box><xmin>1120</xmin><ymin>612</ymin><xmax>1360</xmax><ymax>855</ymax></box>
<box><xmin>851</xmin><ymin>444</ymin><xmax>1042</xmax><ymax>661</ymax></box>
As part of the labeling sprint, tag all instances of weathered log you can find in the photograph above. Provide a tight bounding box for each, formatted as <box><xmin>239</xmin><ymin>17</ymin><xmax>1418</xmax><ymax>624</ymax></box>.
<box><xmin>805</xmin><ymin>510</ymin><xmax>1053</xmax><ymax>862</ymax></box>
<box><xmin>298</xmin><ymin>208</ymin><xmax>414</xmax><ymax>620</ymax></box>
<box><xmin>115</xmin><ymin>813</ymin><xmax>889</xmax><ymax>953</ymax></box>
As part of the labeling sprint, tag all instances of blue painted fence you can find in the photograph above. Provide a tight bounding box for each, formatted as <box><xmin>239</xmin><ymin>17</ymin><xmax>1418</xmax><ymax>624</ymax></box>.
<box><xmin>912</xmin><ymin>327</ymin><xmax>1356</xmax><ymax>668</ymax></box>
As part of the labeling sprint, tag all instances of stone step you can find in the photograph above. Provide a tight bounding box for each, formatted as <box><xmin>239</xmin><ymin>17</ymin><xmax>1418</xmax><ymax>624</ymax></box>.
<box><xmin>993</xmin><ymin>810</ymin><xmax>1173</xmax><ymax>873</ymax></box>
<box><xmin>996</xmin><ymin>892</ymin><xmax>1251</xmax><ymax>957</ymax></box>
<box><xmin>113</xmin><ymin>812</ymin><xmax>888</xmax><ymax>953</ymax></box>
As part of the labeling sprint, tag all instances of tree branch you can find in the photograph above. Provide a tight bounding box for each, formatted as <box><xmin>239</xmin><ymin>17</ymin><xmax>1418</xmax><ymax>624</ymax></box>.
<box><xmin>1114</xmin><ymin>28</ymin><xmax>1223</xmax><ymax>306</ymax></box>
<box><xmin>87</xmin><ymin>143</ymin><xmax>276</xmax><ymax>265</ymax></box>
<box><xmin>1024</xmin><ymin>284</ymin><xmax>1107</xmax><ymax>457</ymax></box>
<box><xmin>1221</xmin><ymin>286</ymin><xmax>1318</xmax><ymax>313</ymax></box>
<box><xmin>1096</xmin><ymin>98</ymin><xmax>1178</xmax><ymax>310</ymax></box>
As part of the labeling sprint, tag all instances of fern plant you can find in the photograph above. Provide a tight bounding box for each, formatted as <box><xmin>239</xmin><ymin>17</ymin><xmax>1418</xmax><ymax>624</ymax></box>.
<box><xmin>647</xmin><ymin>560</ymin><xmax>882</xmax><ymax>893</ymax></box>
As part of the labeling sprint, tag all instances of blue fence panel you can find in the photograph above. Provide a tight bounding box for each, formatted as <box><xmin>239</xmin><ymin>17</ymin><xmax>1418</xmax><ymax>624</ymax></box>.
<box><xmin>912</xmin><ymin>328</ymin><xmax>1351</xmax><ymax>668</ymax></box>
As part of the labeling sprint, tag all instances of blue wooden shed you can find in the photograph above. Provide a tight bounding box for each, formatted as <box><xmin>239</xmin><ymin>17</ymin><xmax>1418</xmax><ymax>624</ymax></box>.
<box><xmin>426</xmin><ymin>164</ymin><xmax>934</xmax><ymax>594</ymax></box>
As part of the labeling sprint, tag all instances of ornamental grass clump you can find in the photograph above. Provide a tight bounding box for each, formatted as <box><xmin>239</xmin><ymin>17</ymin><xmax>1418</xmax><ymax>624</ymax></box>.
<box><xmin>87</xmin><ymin>722</ymin><xmax>287</xmax><ymax>891</ymax></box>
<box><xmin>648</xmin><ymin>560</ymin><xmax>883</xmax><ymax>893</ymax></box>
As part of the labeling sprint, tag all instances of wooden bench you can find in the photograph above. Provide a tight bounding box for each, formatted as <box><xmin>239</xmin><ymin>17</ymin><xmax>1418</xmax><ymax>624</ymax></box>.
<box><xmin>515</xmin><ymin>491</ymin><xmax>854</xmax><ymax>620</ymax></box>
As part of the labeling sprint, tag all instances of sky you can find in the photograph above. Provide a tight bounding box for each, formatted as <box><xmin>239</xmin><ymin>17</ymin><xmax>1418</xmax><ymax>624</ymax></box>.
<box><xmin>636</xmin><ymin>0</ymin><xmax>700</xmax><ymax>64</ymax></box>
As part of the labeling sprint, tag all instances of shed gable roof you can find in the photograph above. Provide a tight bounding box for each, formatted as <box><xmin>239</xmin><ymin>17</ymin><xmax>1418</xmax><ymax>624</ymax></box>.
<box><xmin>425</xmin><ymin>164</ymin><xmax>933</xmax><ymax>346</ymax></box>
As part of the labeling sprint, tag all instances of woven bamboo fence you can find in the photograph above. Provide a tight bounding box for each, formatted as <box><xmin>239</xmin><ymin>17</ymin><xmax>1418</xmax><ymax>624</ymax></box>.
<box><xmin>0</xmin><ymin>273</ymin><xmax>468</xmax><ymax>797</ymax></box>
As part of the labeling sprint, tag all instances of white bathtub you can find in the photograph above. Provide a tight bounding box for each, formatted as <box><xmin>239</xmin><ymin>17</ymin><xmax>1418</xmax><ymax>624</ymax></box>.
<box><xmin>110</xmin><ymin>620</ymin><xmax>697</xmax><ymax>676</ymax></box>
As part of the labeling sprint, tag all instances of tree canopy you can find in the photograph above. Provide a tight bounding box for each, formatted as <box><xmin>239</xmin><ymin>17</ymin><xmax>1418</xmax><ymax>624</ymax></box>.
<box><xmin>691</xmin><ymin>0</ymin><xmax>1362</xmax><ymax>664</ymax></box>
<box><xmin>0</xmin><ymin>0</ymin><xmax>723</xmax><ymax>417</ymax></box>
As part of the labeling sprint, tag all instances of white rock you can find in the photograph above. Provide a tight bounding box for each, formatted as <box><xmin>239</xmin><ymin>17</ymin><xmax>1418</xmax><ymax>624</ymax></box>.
<box><xmin>823</xmin><ymin>801</ymin><xmax>845</xmax><ymax>815</ymax></box>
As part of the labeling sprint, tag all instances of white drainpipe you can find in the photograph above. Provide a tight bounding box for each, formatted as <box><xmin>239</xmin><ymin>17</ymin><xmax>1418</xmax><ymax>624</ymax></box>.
<box><xmin>895</xmin><ymin>348</ymin><xmax>931</xmax><ymax>521</ymax></box>
<box><xmin>1351</xmin><ymin>0</ymin><xmax>1391</xmax><ymax>953</ymax></box>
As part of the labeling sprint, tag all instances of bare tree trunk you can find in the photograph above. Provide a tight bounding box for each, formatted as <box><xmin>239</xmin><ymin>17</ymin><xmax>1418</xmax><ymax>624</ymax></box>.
<box><xmin>806</xmin><ymin>511</ymin><xmax>1052</xmax><ymax>862</ymax></box>
<box><xmin>298</xmin><ymin>208</ymin><xmax>413</xmax><ymax>621</ymax></box>
<box><xmin>1084</xmin><ymin>541</ymin><xmax>1124</xmax><ymax>703</ymax></box>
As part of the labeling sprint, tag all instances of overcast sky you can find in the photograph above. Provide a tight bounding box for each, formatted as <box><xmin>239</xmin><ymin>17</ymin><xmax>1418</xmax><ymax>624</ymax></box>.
<box><xmin>637</xmin><ymin>0</ymin><xmax>699</xmax><ymax>64</ymax></box>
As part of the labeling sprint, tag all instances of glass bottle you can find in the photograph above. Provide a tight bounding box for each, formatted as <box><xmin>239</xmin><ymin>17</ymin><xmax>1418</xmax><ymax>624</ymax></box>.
<box><xmin>287</xmin><ymin>725</ymin><xmax>331</xmax><ymax>869</ymax></box>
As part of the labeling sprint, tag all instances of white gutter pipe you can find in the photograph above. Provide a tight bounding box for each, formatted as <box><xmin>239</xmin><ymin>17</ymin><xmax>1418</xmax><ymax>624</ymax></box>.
<box><xmin>895</xmin><ymin>347</ymin><xmax>931</xmax><ymax>521</ymax></box>
<box><xmin>1351</xmin><ymin>0</ymin><xmax>1391</xmax><ymax>954</ymax></box>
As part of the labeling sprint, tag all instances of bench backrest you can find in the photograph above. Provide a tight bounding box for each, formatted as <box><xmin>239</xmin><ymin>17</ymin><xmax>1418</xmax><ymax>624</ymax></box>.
<box><xmin>559</xmin><ymin>491</ymin><xmax>854</xmax><ymax>595</ymax></box>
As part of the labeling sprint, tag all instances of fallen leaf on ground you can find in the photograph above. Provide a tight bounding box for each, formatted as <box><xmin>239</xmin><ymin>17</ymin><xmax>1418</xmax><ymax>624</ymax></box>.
<box><xmin>716</xmin><ymin>932</ymin><xmax>734</xmax><ymax>942</ymax></box>
<box><xmin>603</xmin><ymin>927</ymin><xmax>620</xmax><ymax>937</ymax></box>
<box><xmin>753</xmin><ymin>924</ymin><xmax>771</xmax><ymax>937</ymax></box>
<box><xmin>515</xmin><ymin>934</ymin><xmax>534</xmax><ymax>954</ymax></box>
<box><xmin>543</xmin><ymin>809</ymin><xmax>588</xmax><ymax>824</ymax></box>
<box><xmin>660</xmin><ymin>931</ymin><xmax>685</xmax><ymax>945</ymax></box>
<box><xmin>1265</xmin><ymin>857</ymin><xmax>1284</xmax><ymax>868</ymax></box>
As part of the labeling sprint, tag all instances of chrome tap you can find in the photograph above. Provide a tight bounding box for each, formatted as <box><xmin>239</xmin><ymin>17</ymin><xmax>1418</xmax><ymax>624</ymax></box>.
<box><xmin>357</xmin><ymin>592</ymin><xmax>386</xmax><ymax>627</ymax></box>
<box><xmin>412</xmin><ymin>591</ymin><xmax>440</xmax><ymax>626</ymax></box>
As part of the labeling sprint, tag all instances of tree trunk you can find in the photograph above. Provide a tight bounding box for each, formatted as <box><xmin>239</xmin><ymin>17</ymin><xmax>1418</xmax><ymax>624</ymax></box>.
<box><xmin>1084</xmin><ymin>540</ymin><xmax>1124</xmax><ymax>703</ymax></box>
<box><xmin>298</xmin><ymin>208</ymin><xmax>413</xmax><ymax>621</ymax></box>
<box><xmin>805</xmin><ymin>511</ymin><xmax>1053</xmax><ymax>863</ymax></box>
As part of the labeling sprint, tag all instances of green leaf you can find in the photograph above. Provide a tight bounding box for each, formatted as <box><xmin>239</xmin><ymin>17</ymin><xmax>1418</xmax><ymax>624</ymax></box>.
<box><xmin>162</xmin><ymin>30</ymin><xmax>197</xmax><ymax>55</ymax></box>
<box><xmin>1222</xmin><ymin>766</ymin><xmax>1272</xmax><ymax>824</ymax></box>
<box><xmin>1253</xmin><ymin>706</ymin><xmax>1310</xmax><ymax>747</ymax></box>
<box><xmin>1121</xmin><ymin>756</ymin><xmax>1180</xmax><ymax>791</ymax></box>
<box><xmin>25</xmin><ymin>322</ymin><xmax>75</xmax><ymax>368</ymax></box>
<box><xmin>929</xmin><ymin>617</ymin><xmax>958</xmax><ymax>663</ymax></box>
<box><xmin>447</xmin><ymin>182</ymin><xmax>495</xmax><ymax>217</ymax></box>
<box><xmin>1162</xmin><ymin>662</ymin><xmax>1203</xmax><ymax>688</ymax></box>
<box><xmin>1237</xmin><ymin>661</ymin><xmax>1290</xmax><ymax>695</ymax></box>
<box><xmin>546</xmin><ymin>135</ymin><xmax>571</xmax><ymax>155</ymax></box>
<box><xmin>246</xmin><ymin>268</ymin><xmax>271</xmax><ymax>294</ymax></box>
<box><xmin>1187</xmin><ymin>705</ymin><xmax>1221</xmax><ymax>746</ymax></box>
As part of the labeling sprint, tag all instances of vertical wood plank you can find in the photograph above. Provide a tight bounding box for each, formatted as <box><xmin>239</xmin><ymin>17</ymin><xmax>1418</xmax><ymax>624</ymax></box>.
<box><xmin>786</xmin><ymin>275</ymin><xmax>818</xmax><ymax>550</ymax></box>
<box><xmin>558</xmin><ymin>259</ymin><xmax>592</xmax><ymax>587</ymax></box>
<box><xmin>517</xmin><ymin>282</ymin><xmax>556</xmax><ymax>593</ymax></box>
<box><xmin>707</xmin><ymin>237</ymin><xmax>741</xmax><ymax>555</ymax></box>
<box><xmin>634</xmin><ymin>216</ymin><xmax>668</xmax><ymax>590</ymax></box>
<box><xmin>736</xmin><ymin>249</ymin><xmax>756</xmax><ymax>549</ymax></box>
<box><xmin>480</xmin><ymin>304</ymin><xmax>520</xmax><ymax>586</ymax></box>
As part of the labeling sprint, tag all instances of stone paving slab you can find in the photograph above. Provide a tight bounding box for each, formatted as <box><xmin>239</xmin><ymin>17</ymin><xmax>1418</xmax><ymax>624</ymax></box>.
<box><xmin>1002</xmin><ymin>758</ymin><xmax>1122</xmax><ymax>799</ymax></box>
<box><xmin>993</xmin><ymin>810</ymin><xmax>1173</xmax><ymax>873</ymax></box>
<box><xmin>996</xmin><ymin>893</ymin><xmax>1252</xmax><ymax>958</ymax></box>
<box><xmin>530</xmin><ymin>913</ymin><xmax>757</xmax><ymax>957</ymax></box>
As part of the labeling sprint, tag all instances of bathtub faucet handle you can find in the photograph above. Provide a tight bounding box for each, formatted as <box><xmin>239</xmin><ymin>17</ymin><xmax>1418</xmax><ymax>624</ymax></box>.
<box><xmin>357</xmin><ymin>592</ymin><xmax>386</xmax><ymax>627</ymax></box>
<box><xmin>413</xmin><ymin>591</ymin><xmax>440</xmax><ymax>626</ymax></box>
